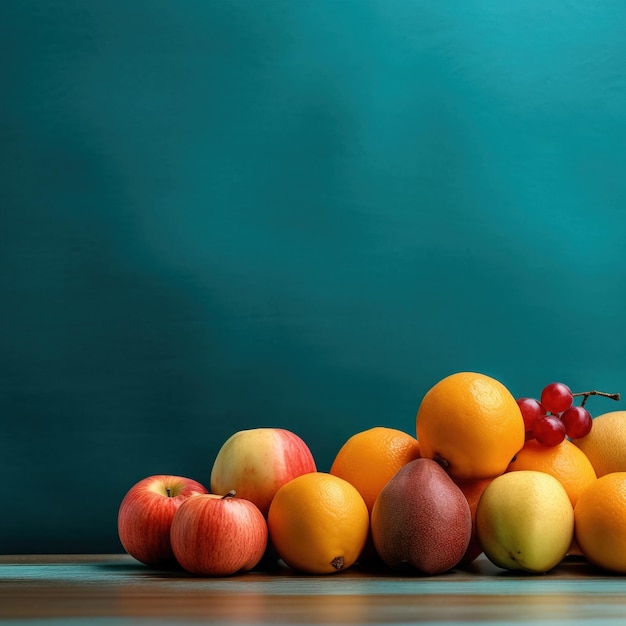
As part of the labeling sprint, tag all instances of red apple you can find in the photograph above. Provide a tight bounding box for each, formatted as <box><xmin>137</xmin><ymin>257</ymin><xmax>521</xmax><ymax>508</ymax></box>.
<box><xmin>170</xmin><ymin>491</ymin><xmax>268</xmax><ymax>576</ymax></box>
<box><xmin>117</xmin><ymin>474</ymin><xmax>208</xmax><ymax>567</ymax></box>
<box><xmin>210</xmin><ymin>428</ymin><xmax>317</xmax><ymax>516</ymax></box>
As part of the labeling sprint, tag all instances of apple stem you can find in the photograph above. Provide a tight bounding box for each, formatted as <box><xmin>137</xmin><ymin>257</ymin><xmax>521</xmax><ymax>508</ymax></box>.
<box><xmin>166</xmin><ymin>488</ymin><xmax>171</xmax><ymax>497</ymax></box>
<box><xmin>573</xmin><ymin>390</ymin><xmax>620</xmax><ymax>408</ymax></box>
<box><xmin>222</xmin><ymin>490</ymin><xmax>236</xmax><ymax>499</ymax></box>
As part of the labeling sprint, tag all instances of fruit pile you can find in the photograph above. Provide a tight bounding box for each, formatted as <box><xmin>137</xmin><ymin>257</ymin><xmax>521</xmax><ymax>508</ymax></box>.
<box><xmin>117</xmin><ymin>371</ymin><xmax>626</xmax><ymax>577</ymax></box>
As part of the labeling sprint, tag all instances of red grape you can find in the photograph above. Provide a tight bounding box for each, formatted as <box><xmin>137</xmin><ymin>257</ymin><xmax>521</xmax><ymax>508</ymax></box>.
<box><xmin>516</xmin><ymin>397</ymin><xmax>546</xmax><ymax>432</ymax></box>
<box><xmin>561</xmin><ymin>406</ymin><xmax>593</xmax><ymax>439</ymax></box>
<box><xmin>540</xmin><ymin>382</ymin><xmax>574</xmax><ymax>414</ymax></box>
<box><xmin>532</xmin><ymin>414</ymin><xmax>566</xmax><ymax>447</ymax></box>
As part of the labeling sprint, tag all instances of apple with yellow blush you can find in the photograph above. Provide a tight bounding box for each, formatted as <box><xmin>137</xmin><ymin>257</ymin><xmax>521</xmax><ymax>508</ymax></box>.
<box><xmin>210</xmin><ymin>428</ymin><xmax>316</xmax><ymax>516</ymax></box>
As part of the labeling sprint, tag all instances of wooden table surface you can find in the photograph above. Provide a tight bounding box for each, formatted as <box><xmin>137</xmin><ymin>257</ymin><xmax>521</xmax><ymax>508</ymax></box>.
<box><xmin>2</xmin><ymin>553</ymin><xmax>626</xmax><ymax>625</ymax></box>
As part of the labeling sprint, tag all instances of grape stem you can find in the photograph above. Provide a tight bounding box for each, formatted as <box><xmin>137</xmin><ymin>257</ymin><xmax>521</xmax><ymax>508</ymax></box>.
<box><xmin>572</xmin><ymin>390</ymin><xmax>621</xmax><ymax>407</ymax></box>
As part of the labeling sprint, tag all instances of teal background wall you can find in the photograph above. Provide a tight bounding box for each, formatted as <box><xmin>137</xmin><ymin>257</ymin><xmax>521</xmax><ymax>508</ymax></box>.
<box><xmin>2</xmin><ymin>1</ymin><xmax>626</xmax><ymax>553</ymax></box>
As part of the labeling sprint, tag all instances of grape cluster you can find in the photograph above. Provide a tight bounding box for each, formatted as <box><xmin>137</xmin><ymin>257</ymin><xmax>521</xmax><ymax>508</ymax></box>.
<box><xmin>517</xmin><ymin>382</ymin><xmax>592</xmax><ymax>447</ymax></box>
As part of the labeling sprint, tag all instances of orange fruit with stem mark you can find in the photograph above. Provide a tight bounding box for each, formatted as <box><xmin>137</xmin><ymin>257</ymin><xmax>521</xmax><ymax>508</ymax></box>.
<box><xmin>267</xmin><ymin>472</ymin><xmax>369</xmax><ymax>574</ymax></box>
<box><xmin>329</xmin><ymin>426</ymin><xmax>421</xmax><ymax>513</ymax></box>
<box><xmin>506</xmin><ymin>438</ymin><xmax>596</xmax><ymax>507</ymax></box>
<box><xmin>416</xmin><ymin>372</ymin><xmax>525</xmax><ymax>481</ymax></box>
<box><xmin>575</xmin><ymin>472</ymin><xmax>626</xmax><ymax>573</ymax></box>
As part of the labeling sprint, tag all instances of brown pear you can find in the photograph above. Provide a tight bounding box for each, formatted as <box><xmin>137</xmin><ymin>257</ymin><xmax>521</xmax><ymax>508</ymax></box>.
<box><xmin>370</xmin><ymin>458</ymin><xmax>472</xmax><ymax>574</ymax></box>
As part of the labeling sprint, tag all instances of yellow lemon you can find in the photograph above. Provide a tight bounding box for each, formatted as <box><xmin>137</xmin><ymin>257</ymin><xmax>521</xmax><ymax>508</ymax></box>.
<box><xmin>476</xmin><ymin>470</ymin><xmax>574</xmax><ymax>573</ymax></box>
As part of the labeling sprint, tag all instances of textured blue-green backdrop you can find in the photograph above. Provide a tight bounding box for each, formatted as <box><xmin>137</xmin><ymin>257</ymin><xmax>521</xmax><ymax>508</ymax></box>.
<box><xmin>2</xmin><ymin>1</ymin><xmax>626</xmax><ymax>553</ymax></box>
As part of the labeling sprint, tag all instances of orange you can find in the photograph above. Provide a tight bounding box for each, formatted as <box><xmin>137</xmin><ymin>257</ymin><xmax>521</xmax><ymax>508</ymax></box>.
<box><xmin>267</xmin><ymin>472</ymin><xmax>369</xmax><ymax>574</ymax></box>
<box><xmin>572</xmin><ymin>411</ymin><xmax>626</xmax><ymax>477</ymax></box>
<box><xmin>506</xmin><ymin>438</ymin><xmax>596</xmax><ymax>507</ymax></box>
<box><xmin>329</xmin><ymin>426</ymin><xmax>421</xmax><ymax>513</ymax></box>
<box><xmin>574</xmin><ymin>472</ymin><xmax>626</xmax><ymax>573</ymax></box>
<box><xmin>416</xmin><ymin>372</ymin><xmax>525</xmax><ymax>481</ymax></box>
<box><xmin>454</xmin><ymin>477</ymin><xmax>493</xmax><ymax>565</ymax></box>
